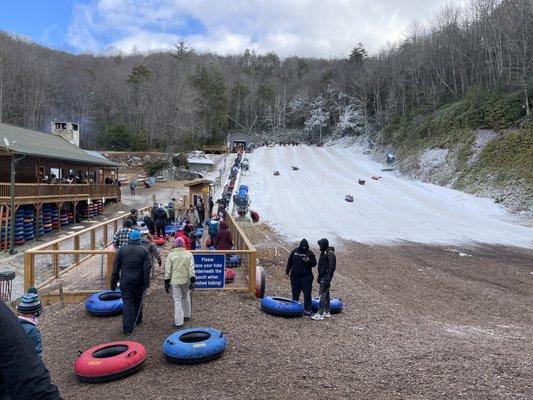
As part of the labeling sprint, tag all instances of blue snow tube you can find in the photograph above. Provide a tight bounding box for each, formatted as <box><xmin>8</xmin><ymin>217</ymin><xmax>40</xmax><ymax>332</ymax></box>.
<box><xmin>311</xmin><ymin>297</ymin><xmax>344</xmax><ymax>314</ymax></box>
<box><xmin>85</xmin><ymin>290</ymin><xmax>123</xmax><ymax>316</ymax></box>
<box><xmin>260</xmin><ymin>296</ymin><xmax>304</xmax><ymax>317</ymax></box>
<box><xmin>165</xmin><ymin>224</ymin><xmax>176</xmax><ymax>235</ymax></box>
<box><xmin>163</xmin><ymin>327</ymin><xmax>227</xmax><ymax>364</ymax></box>
<box><xmin>195</xmin><ymin>228</ymin><xmax>203</xmax><ymax>237</ymax></box>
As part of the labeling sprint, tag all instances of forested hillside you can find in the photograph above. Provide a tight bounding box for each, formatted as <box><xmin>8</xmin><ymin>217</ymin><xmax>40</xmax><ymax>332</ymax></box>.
<box><xmin>0</xmin><ymin>0</ymin><xmax>530</xmax><ymax>152</ymax></box>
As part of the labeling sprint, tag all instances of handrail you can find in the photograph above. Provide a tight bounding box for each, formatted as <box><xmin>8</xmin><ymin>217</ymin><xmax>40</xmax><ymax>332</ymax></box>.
<box><xmin>28</xmin><ymin>206</ymin><xmax>150</xmax><ymax>251</ymax></box>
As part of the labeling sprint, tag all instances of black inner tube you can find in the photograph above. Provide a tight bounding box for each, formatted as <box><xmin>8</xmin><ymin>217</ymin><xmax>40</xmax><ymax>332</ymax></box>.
<box><xmin>92</xmin><ymin>345</ymin><xmax>128</xmax><ymax>358</ymax></box>
<box><xmin>272</xmin><ymin>297</ymin><xmax>292</xmax><ymax>303</ymax></box>
<box><xmin>179</xmin><ymin>332</ymin><xmax>211</xmax><ymax>343</ymax></box>
<box><xmin>99</xmin><ymin>292</ymin><xmax>122</xmax><ymax>301</ymax></box>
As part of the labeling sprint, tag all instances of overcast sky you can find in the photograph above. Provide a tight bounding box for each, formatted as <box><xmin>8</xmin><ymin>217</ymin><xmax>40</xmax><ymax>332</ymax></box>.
<box><xmin>1</xmin><ymin>0</ymin><xmax>465</xmax><ymax>57</ymax></box>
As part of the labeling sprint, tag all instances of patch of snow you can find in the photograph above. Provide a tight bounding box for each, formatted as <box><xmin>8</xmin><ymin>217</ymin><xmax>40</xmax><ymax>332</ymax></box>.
<box><xmin>458</xmin><ymin>252</ymin><xmax>472</xmax><ymax>257</ymax></box>
<box><xmin>468</xmin><ymin>129</ymin><xmax>499</xmax><ymax>166</ymax></box>
<box><xmin>419</xmin><ymin>148</ymin><xmax>448</xmax><ymax>171</ymax></box>
<box><xmin>243</xmin><ymin>145</ymin><xmax>532</xmax><ymax>248</ymax></box>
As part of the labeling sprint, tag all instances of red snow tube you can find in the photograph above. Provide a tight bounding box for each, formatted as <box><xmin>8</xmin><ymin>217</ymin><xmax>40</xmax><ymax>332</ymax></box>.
<box><xmin>225</xmin><ymin>267</ymin><xmax>235</xmax><ymax>283</ymax></box>
<box><xmin>74</xmin><ymin>341</ymin><xmax>146</xmax><ymax>383</ymax></box>
<box><xmin>154</xmin><ymin>237</ymin><xmax>167</xmax><ymax>246</ymax></box>
<box><xmin>255</xmin><ymin>265</ymin><xmax>266</xmax><ymax>298</ymax></box>
<box><xmin>250</xmin><ymin>210</ymin><xmax>260</xmax><ymax>222</ymax></box>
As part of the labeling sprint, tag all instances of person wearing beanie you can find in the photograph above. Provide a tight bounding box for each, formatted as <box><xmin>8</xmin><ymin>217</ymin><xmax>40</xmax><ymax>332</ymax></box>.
<box><xmin>0</xmin><ymin>302</ymin><xmax>61</xmax><ymax>399</ymax></box>
<box><xmin>207</xmin><ymin>214</ymin><xmax>219</xmax><ymax>244</ymax></box>
<box><xmin>165</xmin><ymin>236</ymin><xmax>196</xmax><ymax>328</ymax></box>
<box><xmin>174</xmin><ymin>228</ymin><xmax>191</xmax><ymax>250</ymax></box>
<box><xmin>17</xmin><ymin>288</ymin><xmax>44</xmax><ymax>358</ymax></box>
<box><xmin>113</xmin><ymin>219</ymin><xmax>134</xmax><ymax>249</ymax></box>
<box><xmin>214</xmin><ymin>220</ymin><xmax>233</xmax><ymax>250</ymax></box>
<box><xmin>111</xmin><ymin>229</ymin><xmax>151</xmax><ymax>334</ymax></box>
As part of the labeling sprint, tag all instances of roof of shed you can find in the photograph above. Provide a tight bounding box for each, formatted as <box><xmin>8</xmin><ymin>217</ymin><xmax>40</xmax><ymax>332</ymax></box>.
<box><xmin>0</xmin><ymin>122</ymin><xmax>119</xmax><ymax>166</ymax></box>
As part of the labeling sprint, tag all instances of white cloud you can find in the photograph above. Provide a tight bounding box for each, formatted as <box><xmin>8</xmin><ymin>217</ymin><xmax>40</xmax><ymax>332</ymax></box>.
<box><xmin>68</xmin><ymin>0</ymin><xmax>465</xmax><ymax>57</ymax></box>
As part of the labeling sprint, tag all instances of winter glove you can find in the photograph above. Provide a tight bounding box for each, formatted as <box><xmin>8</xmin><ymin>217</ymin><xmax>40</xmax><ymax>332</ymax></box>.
<box><xmin>164</xmin><ymin>279</ymin><xmax>170</xmax><ymax>293</ymax></box>
<box><xmin>189</xmin><ymin>276</ymin><xmax>196</xmax><ymax>289</ymax></box>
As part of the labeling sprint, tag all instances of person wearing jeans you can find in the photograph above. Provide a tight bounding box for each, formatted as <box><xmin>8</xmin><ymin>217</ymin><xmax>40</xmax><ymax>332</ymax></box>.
<box><xmin>165</xmin><ymin>237</ymin><xmax>196</xmax><ymax>328</ymax></box>
<box><xmin>312</xmin><ymin>238</ymin><xmax>336</xmax><ymax>321</ymax></box>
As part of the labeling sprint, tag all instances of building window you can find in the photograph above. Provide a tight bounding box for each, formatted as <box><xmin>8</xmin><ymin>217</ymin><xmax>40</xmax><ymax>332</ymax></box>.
<box><xmin>72</xmin><ymin>124</ymin><xmax>79</xmax><ymax>131</ymax></box>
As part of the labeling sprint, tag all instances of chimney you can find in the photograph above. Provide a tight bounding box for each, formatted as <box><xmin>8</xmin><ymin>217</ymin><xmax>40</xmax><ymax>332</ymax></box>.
<box><xmin>51</xmin><ymin>122</ymin><xmax>80</xmax><ymax>147</ymax></box>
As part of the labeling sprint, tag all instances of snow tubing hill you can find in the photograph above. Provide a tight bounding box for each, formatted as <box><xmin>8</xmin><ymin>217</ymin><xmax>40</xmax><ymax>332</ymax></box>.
<box><xmin>261</xmin><ymin>296</ymin><xmax>303</xmax><ymax>317</ymax></box>
<box><xmin>255</xmin><ymin>265</ymin><xmax>266</xmax><ymax>298</ymax></box>
<box><xmin>74</xmin><ymin>341</ymin><xmax>146</xmax><ymax>383</ymax></box>
<box><xmin>163</xmin><ymin>328</ymin><xmax>227</xmax><ymax>364</ymax></box>
<box><xmin>85</xmin><ymin>290</ymin><xmax>123</xmax><ymax>316</ymax></box>
<box><xmin>311</xmin><ymin>297</ymin><xmax>343</xmax><ymax>314</ymax></box>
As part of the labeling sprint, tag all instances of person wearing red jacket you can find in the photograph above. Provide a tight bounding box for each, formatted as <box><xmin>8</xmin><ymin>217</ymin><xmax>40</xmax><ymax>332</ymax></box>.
<box><xmin>214</xmin><ymin>221</ymin><xmax>233</xmax><ymax>250</ymax></box>
<box><xmin>174</xmin><ymin>229</ymin><xmax>191</xmax><ymax>250</ymax></box>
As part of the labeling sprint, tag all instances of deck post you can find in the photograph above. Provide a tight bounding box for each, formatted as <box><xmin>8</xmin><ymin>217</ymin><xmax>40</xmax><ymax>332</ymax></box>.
<box><xmin>23</xmin><ymin>251</ymin><xmax>34</xmax><ymax>291</ymax></box>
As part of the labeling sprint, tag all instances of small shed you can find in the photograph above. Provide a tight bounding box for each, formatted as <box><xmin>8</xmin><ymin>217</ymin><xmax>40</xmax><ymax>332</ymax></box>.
<box><xmin>227</xmin><ymin>133</ymin><xmax>252</xmax><ymax>153</ymax></box>
<box><xmin>187</xmin><ymin>152</ymin><xmax>215</xmax><ymax>173</ymax></box>
<box><xmin>183</xmin><ymin>179</ymin><xmax>214</xmax><ymax>208</ymax></box>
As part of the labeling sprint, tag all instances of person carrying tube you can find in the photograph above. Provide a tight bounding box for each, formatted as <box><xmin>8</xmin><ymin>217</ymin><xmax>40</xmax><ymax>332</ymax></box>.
<box><xmin>165</xmin><ymin>237</ymin><xmax>196</xmax><ymax>328</ymax></box>
<box><xmin>286</xmin><ymin>239</ymin><xmax>317</xmax><ymax>316</ymax></box>
<box><xmin>111</xmin><ymin>230</ymin><xmax>151</xmax><ymax>335</ymax></box>
<box><xmin>311</xmin><ymin>238</ymin><xmax>336</xmax><ymax>321</ymax></box>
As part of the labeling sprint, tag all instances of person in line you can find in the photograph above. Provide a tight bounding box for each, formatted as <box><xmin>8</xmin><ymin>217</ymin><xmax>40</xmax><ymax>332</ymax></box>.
<box><xmin>113</xmin><ymin>219</ymin><xmax>134</xmax><ymax>249</ymax></box>
<box><xmin>154</xmin><ymin>204</ymin><xmax>168</xmax><ymax>238</ymax></box>
<box><xmin>286</xmin><ymin>239</ymin><xmax>317</xmax><ymax>316</ymax></box>
<box><xmin>185</xmin><ymin>205</ymin><xmax>199</xmax><ymax>227</ymax></box>
<box><xmin>208</xmin><ymin>196</ymin><xmax>214</xmax><ymax>217</ymax></box>
<box><xmin>0</xmin><ymin>302</ymin><xmax>62</xmax><ymax>400</ymax></box>
<box><xmin>129</xmin><ymin>180</ymin><xmax>137</xmax><ymax>196</ymax></box>
<box><xmin>16</xmin><ymin>288</ymin><xmax>44</xmax><ymax>358</ymax></box>
<box><xmin>164</xmin><ymin>237</ymin><xmax>196</xmax><ymax>328</ymax></box>
<box><xmin>140</xmin><ymin>224</ymin><xmax>162</xmax><ymax>277</ymax></box>
<box><xmin>166</xmin><ymin>202</ymin><xmax>176</xmax><ymax>223</ymax></box>
<box><xmin>311</xmin><ymin>238</ymin><xmax>337</xmax><ymax>321</ymax></box>
<box><xmin>196</xmin><ymin>199</ymin><xmax>205</xmax><ymax>225</ymax></box>
<box><xmin>184</xmin><ymin>223</ymin><xmax>197</xmax><ymax>250</ymax></box>
<box><xmin>175</xmin><ymin>227</ymin><xmax>191</xmax><ymax>250</ymax></box>
<box><xmin>126</xmin><ymin>209</ymin><xmax>138</xmax><ymax>226</ymax></box>
<box><xmin>111</xmin><ymin>230</ymin><xmax>151</xmax><ymax>334</ymax></box>
<box><xmin>214</xmin><ymin>220</ymin><xmax>233</xmax><ymax>250</ymax></box>
<box><xmin>207</xmin><ymin>214</ymin><xmax>219</xmax><ymax>244</ymax></box>
<box><xmin>142</xmin><ymin>212</ymin><xmax>156</xmax><ymax>235</ymax></box>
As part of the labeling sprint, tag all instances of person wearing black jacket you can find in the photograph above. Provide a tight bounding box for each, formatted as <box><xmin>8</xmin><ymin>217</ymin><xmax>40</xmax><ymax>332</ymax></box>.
<box><xmin>286</xmin><ymin>239</ymin><xmax>317</xmax><ymax>315</ymax></box>
<box><xmin>111</xmin><ymin>230</ymin><xmax>151</xmax><ymax>334</ymax></box>
<box><xmin>0</xmin><ymin>302</ymin><xmax>61</xmax><ymax>400</ymax></box>
<box><xmin>311</xmin><ymin>238</ymin><xmax>336</xmax><ymax>321</ymax></box>
<box><xmin>154</xmin><ymin>206</ymin><xmax>168</xmax><ymax>238</ymax></box>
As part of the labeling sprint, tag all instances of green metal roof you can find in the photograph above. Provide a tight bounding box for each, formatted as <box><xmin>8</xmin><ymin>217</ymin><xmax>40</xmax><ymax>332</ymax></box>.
<box><xmin>0</xmin><ymin>122</ymin><xmax>119</xmax><ymax>167</ymax></box>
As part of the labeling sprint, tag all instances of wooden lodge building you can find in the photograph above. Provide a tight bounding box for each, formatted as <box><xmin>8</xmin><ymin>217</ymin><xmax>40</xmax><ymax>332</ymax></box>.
<box><xmin>0</xmin><ymin>122</ymin><xmax>121</xmax><ymax>249</ymax></box>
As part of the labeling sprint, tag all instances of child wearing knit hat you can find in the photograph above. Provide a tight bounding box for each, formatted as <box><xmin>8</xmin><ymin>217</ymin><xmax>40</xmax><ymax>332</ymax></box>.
<box><xmin>17</xmin><ymin>288</ymin><xmax>43</xmax><ymax>358</ymax></box>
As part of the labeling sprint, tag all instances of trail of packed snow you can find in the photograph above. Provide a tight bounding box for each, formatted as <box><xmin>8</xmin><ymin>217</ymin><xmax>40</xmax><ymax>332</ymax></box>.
<box><xmin>243</xmin><ymin>145</ymin><xmax>532</xmax><ymax>248</ymax></box>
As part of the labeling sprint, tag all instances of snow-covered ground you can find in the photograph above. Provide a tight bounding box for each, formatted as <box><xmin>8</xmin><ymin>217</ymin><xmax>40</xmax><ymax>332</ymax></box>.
<box><xmin>245</xmin><ymin>145</ymin><xmax>533</xmax><ymax>248</ymax></box>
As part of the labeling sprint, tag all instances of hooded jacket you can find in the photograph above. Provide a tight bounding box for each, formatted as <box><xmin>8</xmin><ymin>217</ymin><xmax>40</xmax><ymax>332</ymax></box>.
<box><xmin>207</xmin><ymin>219</ymin><xmax>219</xmax><ymax>236</ymax></box>
<box><xmin>0</xmin><ymin>303</ymin><xmax>61</xmax><ymax>400</ymax></box>
<box><xmin>286</xmin><ymin>239</ymin><xmax>317</xmax><ymax>278</ymax></box>
<box><xmin>214</xmin><ymin>221</ymin><xmax>233</xmax><ymax>250</ymax></box>
<box><xmin>175</xmin><ymin>231</ymin><xmax>191</xmax><ymax>250</ymax></box>
<box><xmin>165</xmin><ymin>248</ymin><xmax>196</xmax><ymax>285</ymax></box>
<box><xmin>155</xmin><ymin>207</ymin><xmax>168</xmax><ymax>227</ymax></box>
<box><xmin>317</xmin><ymin>238</ymin><xmax>336</xmax><ymax>285</ymax></box>
<box><xmin>143</xmin><ymin>214</ymin><xmax>155</xmax><ymax>234</ymax></box>
<box><xmin>111</xmin><ymin>240</ymin><xmax>151</xmax><ymax>290</ymax></box>
<box><xmin>185</xmin><ymin>208</ymin><xmax>200</xmax><ymax>226</ymax></box>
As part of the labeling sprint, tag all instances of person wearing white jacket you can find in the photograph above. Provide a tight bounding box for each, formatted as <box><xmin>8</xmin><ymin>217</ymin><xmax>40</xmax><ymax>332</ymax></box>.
<box><xmin>164</xmin><ymin>237</ymin><xmax>196</xmax><ymax>327</ymax></box>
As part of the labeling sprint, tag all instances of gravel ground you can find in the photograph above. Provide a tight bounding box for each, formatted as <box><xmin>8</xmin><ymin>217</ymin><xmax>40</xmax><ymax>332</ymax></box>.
<box><xmin>39</xmin><ymin>233</ymin><xmax>533</xmax><ymax>400</ymax></box>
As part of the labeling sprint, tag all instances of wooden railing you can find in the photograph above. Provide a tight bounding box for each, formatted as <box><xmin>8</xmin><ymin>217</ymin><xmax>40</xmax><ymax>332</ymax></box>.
<box><xmin>0</xmin><ymin>182</ymin><xmax>120</xmax><ymax>201</ymax></box>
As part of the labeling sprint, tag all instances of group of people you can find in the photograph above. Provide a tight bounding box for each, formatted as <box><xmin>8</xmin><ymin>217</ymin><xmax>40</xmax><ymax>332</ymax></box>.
<box><xmin>286</xmin><ymin>237</ymin><xmax>336</xmax><ymax>320</ymax></box>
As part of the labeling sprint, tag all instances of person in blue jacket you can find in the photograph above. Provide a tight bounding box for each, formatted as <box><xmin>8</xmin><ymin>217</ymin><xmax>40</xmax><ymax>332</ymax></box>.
<box><xmin>17</xmin><ymin>288</ymin><xmax>43</xmax><ymax>358</ymax></box>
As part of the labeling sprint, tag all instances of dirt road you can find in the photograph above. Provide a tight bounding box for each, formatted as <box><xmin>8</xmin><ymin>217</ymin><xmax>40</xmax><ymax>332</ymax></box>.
<box><xmin>40</xmin><ymin>234</ymin><xmax>532</xmax><ymax>400</ymax></box>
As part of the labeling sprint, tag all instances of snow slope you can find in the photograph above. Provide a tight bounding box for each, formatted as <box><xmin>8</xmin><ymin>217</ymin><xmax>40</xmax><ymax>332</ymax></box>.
<box><xmin>244</xmin><ymin>145</ymin><xmax>532</xmax><ymax>248</ymax></box>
